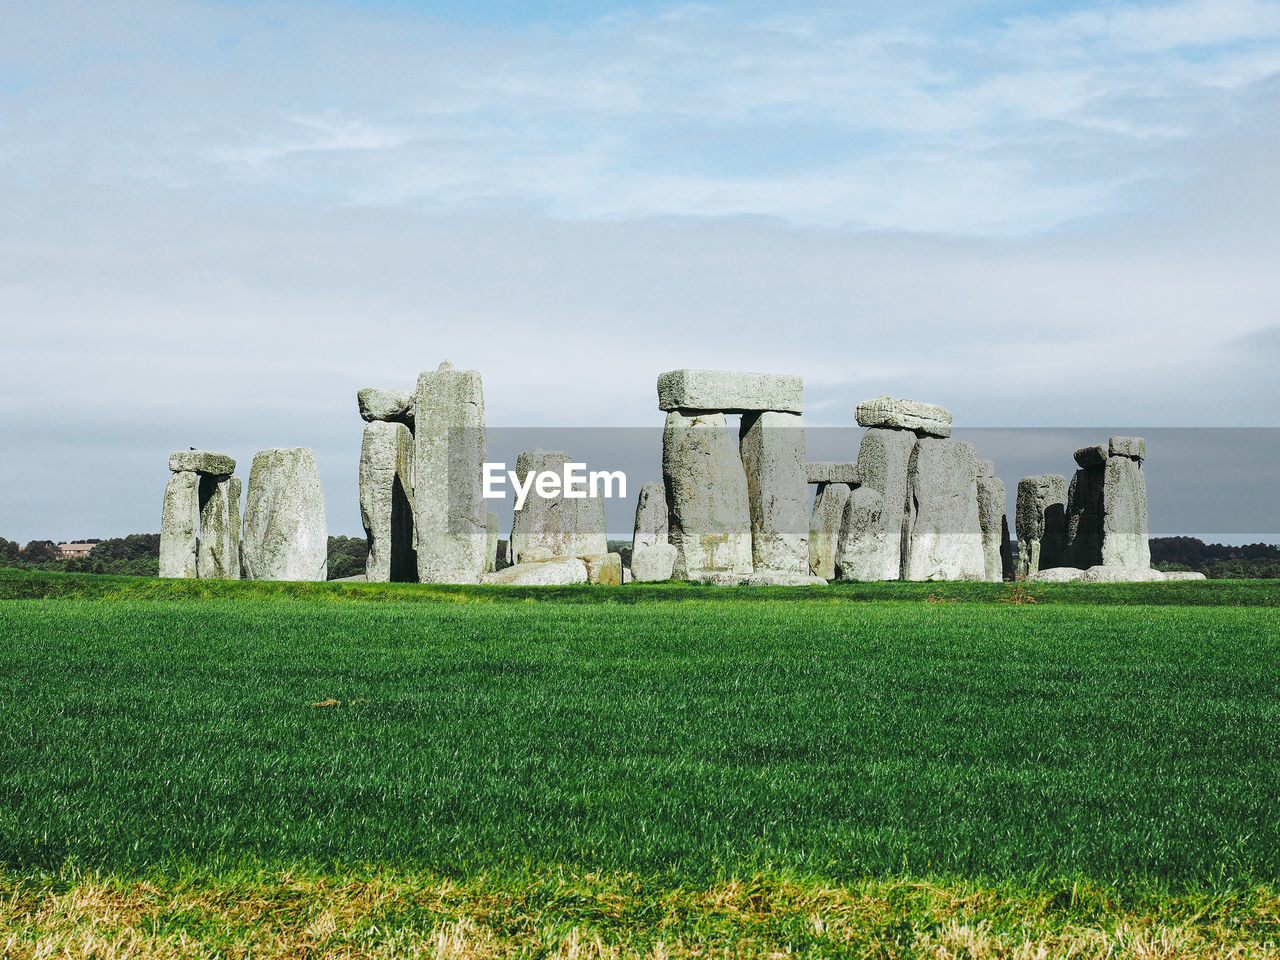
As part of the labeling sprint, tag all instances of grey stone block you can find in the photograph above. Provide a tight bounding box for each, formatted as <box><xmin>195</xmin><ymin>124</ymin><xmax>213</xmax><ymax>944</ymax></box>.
<box><xmin>509</xmin><ymin>449</ymin><xmax>608</xmax><ymax>563</ymax></box>
<box><xmin>903</xmin><ymin>438</ymin><xmax>985</xmax><ymax>581</ymax></box>
<box><xmin>740</xmin><ymin>411</ymin><xmax>808</xmax><ymax>573</ymax></box>
<box><xmin>833</xmin><ymin>486</ymin><xmax>885</xmax><ymax>581</ymax></box>
<box><xmin>360</xmin><ymin>421</ymin><xmax>416</xmax><ymax>583</ymax></box>
<box><xmin>1109</xmin><ymin>436</ymin><xmax>1146</xmax><ymax>462</ymax></box>
<box><xmin>159</xmin><ymin>470</ymin><xmax>200</xmax><ymax>578</ymax></box>
<box><xmin>805</xmin><ymin>462</ymin><xmax>858</xmax><ymax>484</ymax></box>
<box><xmin>169</xmin><ymin>450</ymin><xmax>235</xmax><ymax>476</ymax></box>
<box><xmin>358</xmin><ymin>388</ymin><xmax>415</xmax><ymax>425</ymax></box>
<box><xmin>809</xmin><ymin>481</ymin><xmax>853</xmax><ymax>580</ymax></box>
<box><xmin>242</xmin><ymin>447</ymin><xmax>328</xmax><ymax>581</ymax></box>
<box><xmin>855</xmin><ymin>396</ymin><xmax>952</xmax><ymax>438</ymax></box>
<box><xmin>631</xmin><ymin>542</ymin><xmax>677</xmax><ymax>582</ymax></box>
<box><xmin>632</xmin><ymin>481</ymin><xmax>668</xmax><ymax>554</ymax></box>
<box><xmin>657</xmin><ymin>369</ymin><xmax>803</xmax><ymax>413</ymax></box>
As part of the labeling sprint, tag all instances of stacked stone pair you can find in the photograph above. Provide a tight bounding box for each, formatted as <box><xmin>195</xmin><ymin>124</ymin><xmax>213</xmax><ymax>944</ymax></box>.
<box><xmin>160</xmin><ymin>450</ymin><xmax>240</xmax><ymax>579</ymax></box>
<box><xmin>828</xmin><ymin>397</ymin><xmax>1002</xmax><ymax>582</ymax></box>
<box><xmin>655</xmin><ymin>369</ymin><xmax>811</xmax><ymax>583</ymax></box>
<box><xmin>1066</xmin><ymin>436</ymin><xmax>1150</xmax><ymax>570</ymax></box>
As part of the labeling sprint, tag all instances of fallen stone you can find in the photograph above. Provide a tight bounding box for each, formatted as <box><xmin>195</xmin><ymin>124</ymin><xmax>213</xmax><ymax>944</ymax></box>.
<box><xmin>241</xmin><ymin>447</ymin><xmax>328</xmax><ymax>581</ymax></box>
<box><xmin>809</xmin><ymin>481</ymin><xmax>853</xmax><ymax>579</ymax></box>
<box><xmin>413</xmin><ymin>361</ymin><xmax>487</xmax><ymax>584</ymax></box>
<box><xmin>631</xmin><ymin>543</ymin><xmax>677</xmax><ymax>582</ymax></box>
<box><xmin>845</xmin><ymin>428</ymin><xmax>917</xmax><ymax>579</ymax></box>
<box><xmin>632</xmin><ymin>481</ymin><xmax>668</xmax><ymax>553</ymax></box>
<box><xmin>358</xmin><ymin>387</ymin><xmax>415</xmax><ymax>425</ymax></box>
<box><xmin>359</xmin><ymin>421</ymin><xmax>416</xmax><ymax>583</ymax></box>
<box><xmin>1074</xmin><ymin>445</ymin><xmax>1108</xmax><ymax>468</ymax></box>
<box><xmin>580</xmin><ymin>552</ymin><xmax>623</xmax><ymax>585</ymax></box>
<box><xmin>1102</xmin><ymin>452</ymin><xmax>1150</xmax><ymax>568</ymax></box>
<box><xmin>1080</xmin><ymin>565</ymin><xmax>1165</xmax><ymax>583</ymax></box>
<box><xmin>805</xmin><ymin>462</ymin><xmax>858</xmax><ymax>484</ymax></box>
<box><xmin>695</xmin><ymin>571</ymin><xmax>752</xmax><ymax>586</ymax></box>
<box><xmin>159</xmin><ymin>470</ymin><xmax>200</xmax><ymax>578</ymax></box>
<box><xmin>740</xmin><ymin>411</ymin><xmax>809</xmax><ymax>573</ymax></box>
<box><xmin>744</xmin><ymin>571</ymin><xmax>828</xmax><ymax>586</ymax></box>
<box><xmin>1109</xmin><ymin>436</ymin><xmax>1146</xmax><ymax>462</ymax></box>
<box><xmin>657</xmin><ymin>369</ymin><xmax>803</xmax><ymax>413</ymax></box>
<box><xmin>662</xmin><ymin>411</ymin><xmax>753</xmax><ymax>579</ymax></box>
<box><xmin>976</xmin><ymin>472</ymin><xmax>1006</xmax><ymax>582</ymax></box>
<box><xmin>169</xmin><ymin>450</ymin><xmax>235</xmax><ymax>476</ymax></box>
<box><xmin>1162</xmin><ymin>571</ymin><xmax>1207</xmax><ymax>581</ymax></box>
<box><xmin>1031</xmin><ymin>567</ymin><xmax>1086</xmax><ymax>582</ymax></box>
<box><xmin>1015</xmin><ymin>474</ymin><xmax>1068</xmax><ymax>580</ymax></box>
<box><xmin>509</xmin><ymin>449</ymin><xmax>608</xmax><ymax>563</ymax></box>
<box><xmin>197</xmin><ymin>475</ymin><xmax>240</xmax><ymax>579</ymax></box>
<box><xmin>903</xmin><ymin>438</ymin><xmax>985</xmax><ymax>581</ymax></box>
<box><xmin>855</xmin><ymin>396</ymin><xmax>953</xmax><ymax>438</ymax></box>
<box><xmin>480</xmin><ymin>557</ymin><xmax>588</xmax><ymax>586</ymax></box>
<box><xmin>834</xmin><ymin>486</ymin><xmax>885</xmax><ymax>581</ymax></box>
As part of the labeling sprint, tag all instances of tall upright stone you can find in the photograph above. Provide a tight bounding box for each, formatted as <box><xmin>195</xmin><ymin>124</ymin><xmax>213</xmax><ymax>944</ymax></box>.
<box><xmin>1065</xmin><ymin>445</ymin><xmax>1106</xmax><ymax>569</ymax></box>
<box><xmin>227</xmin><ymin>477</ymin><xmax>242</xmax><ymax>577</ymax></box>
<box><xmin>834</xmin><ymin>486</ymin><xmax>885</xmax><ymax>581</ymax></box>
<box><xmin>975</xmin><ymin>460</ymin><xmax>1006</xmax><ymax>582</ymax></box>
<box><xmin>809</xmin><ymin>481</ymin><xmax>853</xmax><ymax>579</ymax></box>
<box><xmin>840</xmin><ymin>427</ymin><xmax>916</xmax><ymax>580</ymax></box>
<box><xmin>413</xmin><ymin>361</ymin><xmax>486</xmax><ymax>584</ymax></box>
<box><xmin>1015</xmin><ymin>474</ymin><xmax>1068</xmax><ymax>580</ymax></box>
<box><xmin>197</xmin><ymin>474</ymin><xmax>240</xmax><ymax>579</ymax></box>
<box><xmin>739</xmin><ymin>411</ymin><xmax>808</xmax><ymax>573</ymax></box>
<box><xmin>662</xmin><ymin>410</ymin><xmax>753</xmax><ymax>579</ymax></box>
<box><xmin>903</xmin><ymin>438</ymin><xmax>985</xmax><ymax>581</ymax></box>
<box><xmin>1102</xmin><ymin>436</ymin><xmax>1150</xmax><ymax>568</ymax></box>
<box><xmin>160</xmin><ymin>471</ymin><xmax>200</xmax><ymax>578</ymax></box>
<box><xmin>486</xmin><ymin>512</ymin><xmax>500</xmax><ymax>574</ymax></box>
<box><xmin>632</xmin><ymin>481</ymin><xmax>668</xmax><ymax>552</ymax></box>
<box><xmin>509</xmin><ymin>449</ymin><xmax>608</xmax><ymax>563</ymax></box>
<box><xmin>360</xmin><ymin>420</ymin><xmax>416</xmax><ymax>583</ymax></box>
<box><xmin>242</xmin><ymin>447</ymin><xmax>328</xmax><ymax>581</ymax></box>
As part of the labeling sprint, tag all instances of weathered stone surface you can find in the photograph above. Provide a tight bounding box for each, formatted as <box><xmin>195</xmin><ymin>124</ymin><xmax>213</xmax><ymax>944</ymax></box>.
<box><xmin>744</xmin><ymin>571</ymin><xmax>828</xmax><ymax>586</ymax></box>
<box><xmin>662</xmin><ymin>411</ymin><xmax>753</xmax><ymax>579</ymax></box>
<box><xmin>486</xmin><ymin>512</ymin><xmax>499</xmax><ymax>574</ymax></box>
<box><xmin>169</xmin><ymin>450</ymin><xmax>235</xmax><ymax>476</ymax></box>
<box><xmin>580</xmin><ymin>552</ymin><xmax>623</xmax><ymax>585</ymax></box>
<box><xmin>1074</xmin><ymin>445</ymin><xmax>1108</xmax><ymax>468</ymax></box>
<box><xmin>622</xmin><ymin>567</ymin><xmax>633</xmax><ymax>583</ymax></box>
<box><xmin>834</xmin><ymin>486</ymin><xmax>885</xmax><ymax>581</ymax></box>
<box><xmin>160</xmin><ymin>470</ymin><xmax>200</xmax><ymax>578</ymax></box>
<box><xmin>1080</xmin><ymin>565</ymin><xmax>1164</xmax><ymax>583</ymax></box>
<box><xmin>805</xmin><ymin>462</ymin><xmax>858</xmax><ymax>484</ymax></box>
<box><xmin>480</xmin><ymin>557</ymin><xmax>588</xmax><ymax>586</ymax></box>
<box><xmin>631</xmin><ymin>542</ymin><xmax>677</xmax><ymax>582</ymax></box>
<box><xmin>903</xmin><ymin>438</ymin><xmax>985</xmax><ymax>581</ymax></box>
<box><xmin>809</xmin><ymin>482</ymin><xmax>853</xmax><ymax>579</ymax></box>
<box><xmin>359</xmin><ymin>421</ymin><xmax>416</xmax><ymax>583</ymax></box>
<box><xmin>509</xmin><ymin>449</ymin><xmax>608</xmax><ymax>563</ymax></box>
<box><xmin>855</xmin><ymin>397</ymin><xmax>952</xmax><ymax>438</ymax></box>
<box><xmin>976</xmin><ymin>458</ymin><xmax>995</xmax><ymax>478</ymax></box>
<box><xmin>197</xmin><ymin>475</ymin><xmax>240</xmax><ymax>579</ymax></box>
<box><xmin>358</xmin><ymin>388</ymin><xmax>414</xmax><ymax>425</ymax></box>
<box><xmin>241</xmin><ymin>448</ymin><xmax>328</xmax><ymax>581</ymax></box>
<box><xmin>1102</xmin><ymin>453</ymin><xmax>1150</xmax><ymax>568</ymax></box>
<box><xmin>227</xmin><ymin>477</ymin><xmax>242</xmax><ymax>578</ymax></box>
<box><xmin>632</xmin><ymin>481</ymin><xmax>668</xmax><ymax>553</ymax></box>
<box><xmin>1031</xmin><ymin>566</ymin><xmax>1086</xmax><ymax>582</ymax></box>
<box><xmin>413</xmin><ymin>361</ymin><xmax>486</xmax><ymax>584</ymax></box>
<box><xmin>843</xmin><ymin>428</ymin><xmax>916</xmax><ymax>580</ymax></box>
<box><xmin>1109</xmin><ymin>436</ymin><xmax>1146</xmax><ymax>462</ymax></box>
<box><xmin>976</xmin><ymin>473</ymin><xmax>1006</xmax><ymax>582</ymax></box>
<box><xmin>657</xmin><ymin>369</ymin><xmax>803</xmax><ymax>413</ymax></box>
<box><xmin>740</xmin><ymin>411</ymin><xmax>808</xmax><ymax>573</ymax></box>
<box><xmin>1000</xmin><ymin>515</ymin><xmax>1014</xmax><ymax>581</ymax></box>
<box><xmin>1163</xmin><ymin>571</ymin><xmax>1207</xmax><ymax>581</ymax></box>
<box><xmin>496</xmin><ymin>539</ymin><xmax>512</xmax><ymax>569</ymax></box>
<box><xmin>1015</xmin><ymin>474</ymin><xmax>1068</xmax><ymax>580</ymax></box>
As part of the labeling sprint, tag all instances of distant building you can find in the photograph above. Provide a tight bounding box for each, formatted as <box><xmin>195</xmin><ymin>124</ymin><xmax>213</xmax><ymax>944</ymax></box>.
<box><xmin>57</xmin><ymin>542</ymin><xmax>97</xmax><ymax>558</ymax></box>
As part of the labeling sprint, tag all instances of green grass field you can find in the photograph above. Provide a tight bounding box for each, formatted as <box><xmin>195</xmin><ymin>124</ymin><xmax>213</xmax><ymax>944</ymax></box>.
<box><xmin>1</xmin><ymin>570</ymin><xmax>1278</xmax><ymax>957</ymax></box>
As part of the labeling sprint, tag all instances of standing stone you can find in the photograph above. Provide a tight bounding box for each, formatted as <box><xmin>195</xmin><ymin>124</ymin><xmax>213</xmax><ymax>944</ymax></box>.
<box><xmin>834</xmin><ymin>486</ymin><xmax>884</xmax><ymax>581</ymax></box>
<box><xmin>227</xmin><ymin>477</ymin><xmax>242</xmax><ymax>578</ymax></box>
<box><xmin>903</xmin><ymin>438</ymin><xmax>985</xmax><ymax>581</ymax></box>
<box><xmin>159</xmin><ymin>470</ymin><xmax>200</xmax><ymax>578</ymax></box>
<box><xmin>657</xmin><ymin>369</ymin><xmax>803</xmax><ymax>413</ymax></box>
<box><xmin>632</xmin><ymin>481</ymin><xmax>668</xmax><ymax>553</ymax></box>
<box><xmin>242</xmin><ymin>448</ymin><xmax>328</xmax><ymax>581</ymax></box>
<box><xmin>842</xmin><ymin>427</ymin><xmax>917</xmax><ymax>580</ymax></box>
<box><xmin>486</xmin><ymin>512</ymin><xmax>500</xmax><ymax>574</ymax></box>
<box><xmin>360</xmin><ymin>421</ymin><xmax>416</xmax><ymax>583</ymax></box>
<box><xmin>855</xmin><ymin>397</ymin><xmax>953</xmax><ymax>438</ymax></box>
<box><xmin>975</xmin><ymin>467</ymin><xmax>1007</xmax><ymax>582</ymax></box>
<box><xmin>1066</xmin><ymin>446</ymin><xmax>1107</xmax><ymax>569</ymax></box>
<box><xmin>197</xmin><ymin>475</ymin><xmax>240</xmax><ymax>579</ymax></box>
<box><xmin>413</xmin><ymin>361</ymin><xmax>486</xmax><ymax>584</ymax></box>
<box><xmin>509</xmin><ymin>449</ymin><xmax>608</xmax><ymax>563</ymax></box>
<box><xmin>809</xmin><ymin>481</ymin><xmax>853</xmax><ymax>579</ymax></box>
<box><xmin>740</xmin><ymin>411</ymin><xmax>809</xmax><ymax>573</ymax></box>
<box><xmin>1015</xmin><ymin>474</ymin><xmax>1068</xmax><ymax>580</ymax></box>
<box><xmin>1102</xmin><ymin>437</ymin><xmax>1150</xmax><ymax>568</ymax></box>
<box><xmin>662</xmin><ymin>410</ymin><xmax>753</xmax><ymax>579</ymax></box>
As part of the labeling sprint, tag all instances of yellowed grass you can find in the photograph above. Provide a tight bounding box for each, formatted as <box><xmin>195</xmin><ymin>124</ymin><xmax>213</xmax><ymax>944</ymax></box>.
<box><xmin>2</xmin><ymin>870</ymin><xmax>1278</xmax><ymax>959</ymax></box>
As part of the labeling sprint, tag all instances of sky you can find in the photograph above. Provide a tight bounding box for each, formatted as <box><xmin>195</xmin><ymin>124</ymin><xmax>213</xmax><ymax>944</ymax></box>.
<box><xmin>1</xmin><ymin>0</ymin><xmax>1278</xmax><ymax>541</ymax></box>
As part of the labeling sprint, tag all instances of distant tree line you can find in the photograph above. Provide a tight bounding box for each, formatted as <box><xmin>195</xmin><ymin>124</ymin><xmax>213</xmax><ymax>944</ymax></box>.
<box><xmin>1150</xmin><ymin>537</ymin><xmax>1280</xmax><ymax>579</ymax></box>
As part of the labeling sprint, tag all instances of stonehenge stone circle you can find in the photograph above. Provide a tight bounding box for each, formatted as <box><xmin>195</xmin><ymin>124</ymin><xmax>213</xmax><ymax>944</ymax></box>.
<box><xmin>855</xmin><ymin>396</ymin><xmax>953</xmax><ymax>438</ymax></box>
<box><xmin>359</xmin><ymin>420</ymin><xmax>416</xmax><ymax>583</ymax></box>
<box><xmin>358</xmin><ymin>387</ymin><xmax>415</xmax><ymax>426</ymax></box>
<box><xmin>509</xmin><ymin>449</ymin><xmax>608</xmax><ymax>564</ymax></box>
<box><xmin>657</xmin><ymin>369</ymin><xmax>804</xmax><ymax>413</ymax></box>
<box><xmin>1102</xmin><ymin>437</ymin><xmax>1150</xmax><ymax>569</ymax></box>
<box><xmin>1015</xmin><ymin>474</ymin><xmax>1068</xmax><ymax>580</ymax></box>
<box><xmin>809</xmin><ymin>481</ymin><xmax>853</xmax><ymax>579</ymax></box>
<box><xmin>833</xmin><ymin>486</ymin><xmax>885</xmax><ymax>581</ymax></box>
<box><xmin>159</xmin><ymin>470</ymin><xmax>201</xmax><ymax>578</ymax></box>
<box><xmin>413</xmin><ymin>361</ymin><xmax>487</xmax><ymax>584</ymax></box>
<box><xmin>903</xmin><ymin>438</ymin><xmax>985</xmax><ymax>581</ymax></box>
<box><xmin>169</xmin><ymin>450</ymin><xmax>235</xmax><ymax>476</ymax></box>
<box><xmin>662</xmin><ymin>410</ymin><xmax>754</xmax><ymax>579</ymax></box>
<box><xmin>805</xmin><ymin>462</ymin><xmax>858</xmax><ymax>484</ymax></box>
<box><xmin>632</xmin><ymin>481</ymin><xmax>668</xmax><ymax>553</ymax></box>
<box><xmin>976</xmin><ymin>470</ymin><xmax>1007</xmax><ymax>582</ymax></box>
<box><xmin>242</xmin><ymin>447</ymin><xmax>328</xmax><ymax>581</ymax></box>
<box><xmin>845</xmin><ymin>427</ymin><xmax>916</xmax><ymax>580</ymax></box>
<box><xmin>740</xmin><ymin>411</ymin><xmax>809</xmax><ymax>573</ymax></box>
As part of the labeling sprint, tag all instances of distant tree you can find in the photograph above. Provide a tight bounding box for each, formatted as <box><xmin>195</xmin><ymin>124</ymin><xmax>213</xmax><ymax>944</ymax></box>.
<box><xmin>20</xmin><ymin>540</ymin><xmax>59</xmax><ymax>564</ymax></box>
<box><xmin>0</xmin><ymin>537</ymin><xmax>21</xmax><ymax>565</ymax></box>
<box><xmin>327</xmin><ymin>536</ymin><xmax>369</xmax><ymax>580</ymax></box>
